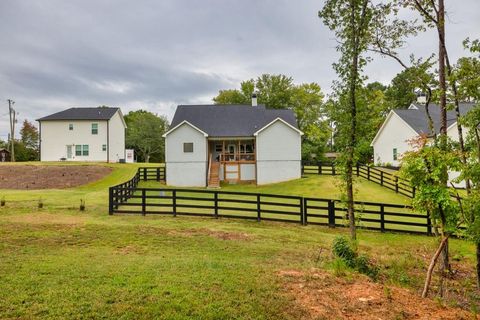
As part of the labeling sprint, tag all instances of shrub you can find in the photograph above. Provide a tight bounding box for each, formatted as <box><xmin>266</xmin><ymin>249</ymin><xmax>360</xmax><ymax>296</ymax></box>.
<box><xmin>332</xmin><ymin>236</ymin><xmax>380</xmax><ymax>280</ymax></box>
<box><xmin>332</xmin><ymin>236</ymin><xmax>356</xmax><ymax>268</ymax></box>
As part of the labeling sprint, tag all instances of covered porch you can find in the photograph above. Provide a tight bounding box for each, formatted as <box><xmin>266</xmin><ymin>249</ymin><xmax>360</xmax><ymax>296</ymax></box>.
<box><xmin>208</xmin><ymin>138</ymin><xmax>256</xmax><ymax>186</ymax></box>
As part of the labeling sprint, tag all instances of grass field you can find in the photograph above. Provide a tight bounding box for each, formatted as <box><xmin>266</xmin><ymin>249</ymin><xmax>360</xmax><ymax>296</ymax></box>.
<box><xmin>0</xmin><ymin>162</ymin><xmax>478</xmax><ymax>318</ymax></box>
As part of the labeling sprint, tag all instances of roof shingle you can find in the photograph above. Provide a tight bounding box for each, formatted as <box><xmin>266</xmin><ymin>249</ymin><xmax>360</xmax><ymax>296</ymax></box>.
<box><xmin>169</xmin><ymin>104</ymin><xmax>299</xmax><ymax>137</ymax></box>
<box><xmin>37</xmin><ymin>107</ymin><xmax>119</xmax><ymax>121</ymax></box>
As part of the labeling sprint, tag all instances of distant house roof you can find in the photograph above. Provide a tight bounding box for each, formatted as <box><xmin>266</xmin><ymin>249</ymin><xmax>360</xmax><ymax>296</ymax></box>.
<box><xmin>37</xmin><ymin>107</ymin><xmax>120</xmax><ymax>121</ymax></box>
<box><xmin>0</xmin><ymin>148</ymin><xmax>9</xmax><ymax>153</ymax></box>
<box><xmin>394</xmin><ymin>102</ymin><xmax>477</xmax><ymax>134</ymax></box>
<box><xmin>168</xmin><ymin>104</ymin><xmax>299</xmax><ymax>137</ymax></box>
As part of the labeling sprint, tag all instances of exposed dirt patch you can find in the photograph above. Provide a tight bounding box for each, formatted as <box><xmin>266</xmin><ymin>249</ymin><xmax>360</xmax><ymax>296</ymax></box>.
<box><xmin>0</xmin><ymin>165</ymin><xmax>112</xmax><ymax>189</ymax></box>
<box><xmin>279</xmin><ymin>268</ymin><xmax>478</xmax><ymax>320</ymax></box>
<box><xmin>167</xmin><ymin>228</ymin><xmax>253</xmax><ymax>240</ymax></box>
<box><xmin>3</xmin><ymin>212</ymin><xmax>86</xmax><ymax>226</ymax></box>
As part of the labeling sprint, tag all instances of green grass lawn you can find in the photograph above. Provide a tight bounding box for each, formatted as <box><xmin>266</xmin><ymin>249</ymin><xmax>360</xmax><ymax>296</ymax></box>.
<box><xmin>0</xmin><ymin>207</ymin><xmax>476</xmax><ymax>319</ymax></box>
<box><xmin>0</xmin><ymin>162</ymin><xmax>477</xmax><ymax>318</ymax></box>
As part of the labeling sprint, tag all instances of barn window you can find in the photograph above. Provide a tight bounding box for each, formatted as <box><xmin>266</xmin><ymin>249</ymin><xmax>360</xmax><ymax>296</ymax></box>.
<box><xmin>183</xmin><ymin>142</ymin><xmax>193</xmax><ymax>153</ymax></box>
<box><xmin>102</xmin><ymin>144</ymin><xmax>107</xmax><ymax>151</ymax></box>
<box><xmin>393</xmin><ymin>148</ymin><xmax>398</xmax><ymax>161</ymax></box>
<box><xmin>91</xmin><ymin>123</ymin><xmax>98</xmax><ymax>135</ymax></box>
<box><xmin>69</xmin><ymin>124</ymin><xmax>73</xmax><ymax>130</ymax></box>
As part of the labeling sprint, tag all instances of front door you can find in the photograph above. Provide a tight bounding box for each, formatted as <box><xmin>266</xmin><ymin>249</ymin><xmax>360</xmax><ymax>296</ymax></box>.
<box><xmin>66</xmin><ymin>145</ymin><xmax>72</xmax><ymax>159</ymax></box>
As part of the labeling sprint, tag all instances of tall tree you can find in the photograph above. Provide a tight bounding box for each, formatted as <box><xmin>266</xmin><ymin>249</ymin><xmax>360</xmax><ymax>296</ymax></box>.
<box><xmin>319</xmin><ymin>0</ymin><xmax>379</xmax><ymax>240</ymax></box>
<box><xmin>20</xmin><ymin>120</ymin><xmax>39</xmax><ymax>151</ymax></box>
<box><xmin>124</xmin><ymin>110</ymin><xmax>169</xmax><ymax>163</ymax></box>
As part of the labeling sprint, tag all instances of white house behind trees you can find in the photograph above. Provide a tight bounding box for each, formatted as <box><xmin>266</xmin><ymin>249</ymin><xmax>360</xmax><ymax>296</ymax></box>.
<box><xmin>371</xmin><ymin>102</ymin><xmax>476</xmax><ymax>187</ymax></box>
<box><xmin>163</xmin><ymin>103</ymin><xmax>303</xmax><ymax>187</ymax></box>
<box><xmin>37</xmin><ymin>107</ymin><xmax>126</xmax><ymax>162</ymax></box>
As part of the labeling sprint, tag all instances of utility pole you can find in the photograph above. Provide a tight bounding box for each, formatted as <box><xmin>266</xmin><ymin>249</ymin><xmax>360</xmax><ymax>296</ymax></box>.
<box><xmin>7</xmin><ymin>99</ymin><xmax>16</xmax><ymax>162</ymax></box>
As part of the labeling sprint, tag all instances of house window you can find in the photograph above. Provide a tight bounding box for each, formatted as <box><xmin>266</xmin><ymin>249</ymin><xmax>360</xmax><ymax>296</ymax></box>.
<box><xmin>91</xmin><ymin>123</ymin><xmax>98</xmax><ymax>135</ymax></box>
<box><xmin>102</xmin><ymin>144</ymin><xmax>107</xmax><ymax>151</ymax></box>
<box><xmin>183</xmin><ymin>142</ymin><xmax>193</xmax><ymax>153</ymax></box>
<box><xmin>393</xmin><ymin>148</ymin><xmax>398</xmax><ymax>161</ymax></box>
<box><xmin>82</xmin><ymin>145</ymin><xmax>89</xmax><ymax>156</ymax></box>
<box><xmin>215</xmin><ymin>144</ymin><xmax>222</xmax><ymax>152</ymax></box>
<box><xmin>69</xmin><ymin>124</ymin><xmax>73</xmax><ymax>131</ymax></box>
<box><xmin>75</xmin><ymin>145</ymin><xmax>82</xmax><ymax>156</ymax></box>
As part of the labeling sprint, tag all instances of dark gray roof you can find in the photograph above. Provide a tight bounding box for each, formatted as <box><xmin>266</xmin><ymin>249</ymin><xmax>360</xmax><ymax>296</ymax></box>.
<box><xmin>394</xmin><ymin>102</ymin><xmax>477</xmax><ymax>134</ymax></box>
<box><xmin>169</xmin><ymin>104</ymin><xmax>299</xmax><ymax>137</ymax></box>
<box><xmin>37</xmin><ymin>107</ymin><xmax>119</xmax><ymax>121</ymax></box>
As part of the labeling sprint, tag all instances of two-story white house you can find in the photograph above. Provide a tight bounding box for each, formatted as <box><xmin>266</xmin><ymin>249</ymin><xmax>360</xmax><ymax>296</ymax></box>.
<box><xmin>37</xmin><ymin>107</ymin><xmax>126</xmax><ymax>162</ymax></box>
<box><xmin>163</xmin><ymin>102</ymin><xmax>303</xmax><ymax>187</ymax></box>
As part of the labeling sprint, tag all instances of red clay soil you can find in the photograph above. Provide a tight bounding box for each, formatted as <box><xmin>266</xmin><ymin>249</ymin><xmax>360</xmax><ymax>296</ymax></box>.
<box><xmin>279</xmin><ymin>269</ymin><xmax>479</xmax><ymax>320</ymax></box>
<box><xmin>0</xmin><ymin>165</ymin><xmax>112</xmax><ymax>189</ymax></box>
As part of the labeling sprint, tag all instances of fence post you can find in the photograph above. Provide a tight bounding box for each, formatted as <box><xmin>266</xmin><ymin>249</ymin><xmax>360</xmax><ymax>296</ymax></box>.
<box><xmin>328</xmin><ymin>200</ymin><xmax>335</xmax><ymax>228</ymax></box>
<box><xmin>256</xmin><ymin>194</ymin><xmax>261</xmax><ymax>222</ymax></box>
<box><xmin>395</xmin><ymin>176</ymin><xmax>399</xmax><ymax>193</ymax></box>
<box><xmin>380</xmin><ymin>171</ymin><xmax>384</xmax><ymax>186</ymax></box>
<box><xmin>156</xmin><ymin>167</ymin><xmax>160</xmax><ymax>181</ymax></box>
<box><xmin>301</xmin><ymin>164</ymin><xmax>305</xmax><ymax>175</ymax></box>
<box><xmin>214</xmin><ymin>192</ymin><xmax>218</xmax><ymax>219</ymax></box>
<box><xmin>380</xmin><ymin>204</ymin><xmax>385</xmax><ymax>232</ymax></box>
<box><xmin>172</xmin><ymin>190</ymin><xmax>177</xmax><ymax>217</ymax></box>
<box><xmin>143</xmin><ymin>168</ymin><xmax>147</xmax><ymax>181</ymax></box>
<box><xmin>356</xmin><ymin>163</ymin><xmax>359</xmax><ymax>177</ymax></box>
<box><xmin>109</xmin><ymin>187</ymin><xmax>114</xmax><ymax>215</ymax></box>
<box><xmin>141</xmin><ymin>189</ymin><xmax>146</xmax><ymax>216</ymax></box>
<box><xmin>426</xmin><ymin>214</ymin><xmax>432</xmax><ymax>236</ymax></box>
<box><xmin>318</xmin><ymin>162</ymin><xmax>322</xmax><ymax>175</ymax></box>
<box><xmin>412</xmin><ymin>186</ymin><xmax>416</xmax><ymax>198</ymax></box>
<box><xmin>299</xmin><ymin>197</ymin><xmax>304</xmax><ymax>225</ymax></box>
<box><xmin>303</xmin><ymin>198</ymin><xmax>308</xmax><ymax>225</ymax></box>
<box><xmin>332</xmin><ymin>163</ymin><xmax>335</xmax><ymax>175</ymax></box>
<box><xmin>367</xmin><ymin>166</ymin><xmax>370</xmax><ymax>180</ymax></box>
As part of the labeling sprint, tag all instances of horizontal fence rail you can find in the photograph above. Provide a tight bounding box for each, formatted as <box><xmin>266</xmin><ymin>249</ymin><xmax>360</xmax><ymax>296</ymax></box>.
<box><xmin>302</xmin><ymin>161</ymin><xmax>415</xmax><ymax>198</ymax></box>
<box><xmin>109</xmin><ymin>184</ymin><xmax>433</xmax><ymax>236</ymax></box>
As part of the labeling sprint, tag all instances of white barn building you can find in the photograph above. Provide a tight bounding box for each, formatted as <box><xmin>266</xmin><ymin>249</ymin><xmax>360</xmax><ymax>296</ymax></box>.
<box><xmin>37</xmin><ymin>107</ymin><xmax>126</xmax><ymax>162</ymax></box>
<box><xmin>163</xmin><ymin>104</ymin><xmax>303</xmax><ymax>187</ymax></box>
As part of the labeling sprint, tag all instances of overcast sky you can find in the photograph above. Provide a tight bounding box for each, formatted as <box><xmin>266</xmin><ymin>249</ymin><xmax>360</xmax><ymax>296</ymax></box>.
<box><xmin>0</xmin><ymin>0</ymin><xmax>479</xmax><ymax>139</ymax></box>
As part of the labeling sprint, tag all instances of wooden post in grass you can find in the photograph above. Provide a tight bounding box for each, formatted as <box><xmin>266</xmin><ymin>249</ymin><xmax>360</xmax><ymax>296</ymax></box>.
<box><xmin>380</xmin><ymin>204</ymin><xmax>385</xmax><ymax>232</ymax></box>
<box><xmin>367</xmin><ymin>166</ymin><xmax>370</xmax><ymax>180</ymax></box>
<box><xmin>332</xmin><ymin>163</ymin><xmax>335</xmax><ymax>175</ymax></box>
<box><xmin>143</xmin><ymin>168</ymin><xmax>147</xmax><ymax>181</ymax></box>
<box><xmin>318</xmin><ymin>162</ymin><xmax>322</xmax><ymax>175</ymax></box>
<box><xmin>395</xmin><ymin>176</ymin><xmax>399</xmax><ymax>193</ymax></box>
<box><xmin>172</xmin><ymin>190</ymin><xmax>177</xmax><ymax>217</ymax></box>
<box><xmin>356</xmin><ymin>163</ymin><xmax>359</xmax><ymax>176</ymax></box>
<box><xmin>299</xmin><ymin>197</ymin><xmax>304</xmax><ymax>225</ymax></box>
<box><xmin>380</xmin><ymin>171</ymin><xmax>384</xmax><ymax>186</ymax></box>
<box><xmin>256</xmin><ymin>194</ymin><xmax>261</xmax><ymax>222</ymax></box>
<box><xmin>303</xmin><ymin>198</ymin><xmax>308</xmax><ymax>225</ymax></box>
<box><xmin>109</xmin><ymin>187</ymin><xmax>114</xmax><ymax>215</ymax></box>
<box><xmin>156</xmin><ymin>167</ymin><xmax>160</xmax><ymax>181</ymax></box>
<box><xmin>141</xmin><ymin>189</ymin><xmax>146</xmax><ymax>216</ymax></box>
<box><xmin>328</xmin><ymin>200</ymin><xmax>335</xmax><ymax>228</ymax></box>
<box><xmin>214</xmin><ymin>192</ymin><xmax>218</xmax><ymax>219</ymax></box>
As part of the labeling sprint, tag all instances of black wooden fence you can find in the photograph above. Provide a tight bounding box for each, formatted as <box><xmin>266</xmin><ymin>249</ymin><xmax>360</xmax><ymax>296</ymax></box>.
<box><xmin>109</xmin><ymin>185</ymin><xmax>431</xmax><ymax>236</ymax></box>
<box><xmin>302</xmin><ymin>161</ymin><xmax>415</xmax><ymax>198</ymax></box>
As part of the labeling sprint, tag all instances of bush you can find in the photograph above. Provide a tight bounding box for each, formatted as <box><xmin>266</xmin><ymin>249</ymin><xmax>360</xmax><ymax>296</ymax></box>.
<box><xmin>332</xmin><ymin>236</ymin><xmax>379</xmax><ymax>280</ymax></box>
<box><xmin>332</xmin><ymin>236</ymin><xmax>356</xmax><ymax>268</ymax></box>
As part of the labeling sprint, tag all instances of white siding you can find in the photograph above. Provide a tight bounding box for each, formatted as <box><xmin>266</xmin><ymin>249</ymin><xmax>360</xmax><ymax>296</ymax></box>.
<box><xmin>372</xmin><ymin>112</ymin><xmax>418</xmax><ymax>166</ymax></box>
<box><xmin>108</xmin><ymin>111</ymin><xmax>126</xmax><ymax>162</ymax></box>
<box><xmin>256</xmin><ymin>120</ymin><xmax>301</xmax><ymax>184</ymax></box>
<box><xmin>165</xmin><ymin>123</ymin><xmax>207</xmax><ymax>187</ymax></box>
<box><xmin>40</xmin><ymin>120</ymin><xmax>109</xmax><ymax>162</ymax></box>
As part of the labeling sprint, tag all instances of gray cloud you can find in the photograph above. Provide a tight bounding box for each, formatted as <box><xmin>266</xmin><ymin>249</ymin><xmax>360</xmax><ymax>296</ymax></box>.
<box><xmin>0</xmin><ymin>0</ymin><xmax>479</xmax><ymax>140</ymax></box>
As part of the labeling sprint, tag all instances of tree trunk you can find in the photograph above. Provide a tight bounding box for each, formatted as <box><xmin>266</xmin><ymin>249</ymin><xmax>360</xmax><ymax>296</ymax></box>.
<box><xmin>437</xmin><ymin>0</ymin><xmax>450</xmax><ymax>275</ymax></box>
<box><xmin>346</xmin><ymin>0</ymin><xmax>359</xmax><ymax>241</ymax></box>
<box><xmin>422</xmin><ymin>235</ymin><xmax>449</xmax><ymax>298</ymax></box>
